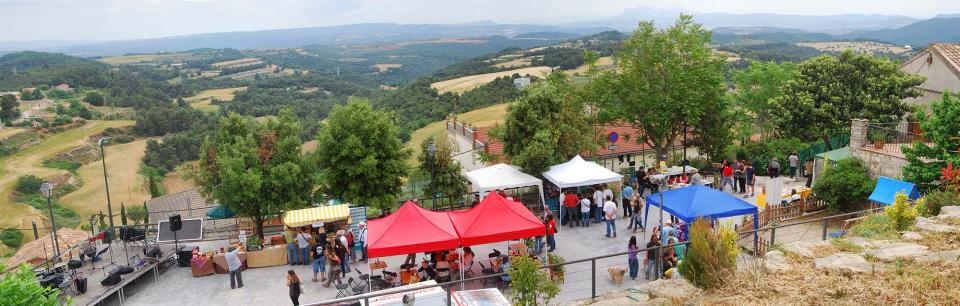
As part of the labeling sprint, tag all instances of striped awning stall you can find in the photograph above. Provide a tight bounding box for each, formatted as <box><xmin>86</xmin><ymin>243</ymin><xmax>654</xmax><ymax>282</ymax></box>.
<box><xmin>283</xmin><ymin>205</ymin><xmax>351</xmax><ymax>227</ymax></box>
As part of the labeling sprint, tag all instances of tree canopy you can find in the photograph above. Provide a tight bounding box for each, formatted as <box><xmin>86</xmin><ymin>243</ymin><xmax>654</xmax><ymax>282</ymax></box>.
<box><xmin>417</xmin><ymin>134</ymin><xmax>468</xmax><ymax>204</ymax></box>
<box><xmin>494</xmin><ymin>73</ymin><xmax>596</xmax><ymax>175</ymax></box>
<box><xmin>769</xmin><ymin>51</ymin><xmax>924</xmax><ymax>147</ymax></box>
<box><xmin>0</xmin><ymin>94</ymin><xmax>17</xmax><ymax>123</ymax></box>
<box><xmin>593</xmin><ymin>14</ymin><xmax>728</xmax><ymax>160</ymax></box>
<box><xmin>730</xmin><ymin>61</ymin><xmax>795</xmax><ymax>140</ymax></box>
<box><xmin>194</xmin><ymin>109</ymin><xmax>315</xmax><ymax>238</ymax></box>
<box><xmin>902</xmin><ymin>92</ymin><xmax>960</xmax><ymax>190</ymax></box>
<box><xmin>314</xmin><ymin>98</ymin><xmax>410</xmax><ymax>212</ymax></box>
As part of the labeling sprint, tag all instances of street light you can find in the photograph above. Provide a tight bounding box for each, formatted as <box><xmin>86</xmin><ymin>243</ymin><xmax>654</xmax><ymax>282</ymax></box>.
<box><xmin>98</xmin><ymin>137</ymin><xmax>115</xmax><ymax>237</ymax></box>
<box><xmin>39</xmin><ymin>181</ymin><xmax>60</xmax><ymax>261</ymax></box>
<box><xmin>426</xmin><ymin>143</ymin><xmax>437</xmax><ymax>208</ymax></box>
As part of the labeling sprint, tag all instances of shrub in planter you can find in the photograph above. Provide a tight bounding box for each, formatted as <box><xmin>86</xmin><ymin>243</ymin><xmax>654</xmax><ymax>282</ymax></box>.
<box><xmin>508</xmin><ymin>255</ymin><xmax>559</xmax><ymax>306</ymax></box>
<box><xmin>547</xmin><ymin>253</ymin><xmax>565</xmax><ymax>282</ymax></box>
<box><xmin>678</xmin><ymin>218</ymin><xmax>739</xmax><ymax>289</ymax></box>
<box><xmin>813</xmin><ymin>158</ymin><xmax>875</xmax><ymax>212</ymax></box>
<box><xmin>870</xmin><ymin>131</ymin><xmax>887</xmax><ymax>149</ymax></box>
<box><xmin>886</xmin><ymin>192</ymin><xmax>918</xmax><ymax>231</ymax></box>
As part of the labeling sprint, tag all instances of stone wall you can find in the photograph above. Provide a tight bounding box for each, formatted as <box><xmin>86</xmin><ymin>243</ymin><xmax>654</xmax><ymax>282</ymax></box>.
<box><xmin>849</xmin><ymin>118</ymin><xmax>908</xmax><ymax>179</ymax></box>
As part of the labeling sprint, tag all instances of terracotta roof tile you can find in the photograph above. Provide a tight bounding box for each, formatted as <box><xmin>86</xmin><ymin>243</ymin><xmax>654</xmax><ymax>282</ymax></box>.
<box><xmin>473</xmin><ymin>123</ymin><xmax>684</xmax><ymax>160</ymax></box>
<box><xmin>933</xmin><ymin>43</ymin><xmax>960</xmax><ymax>74</ymax></box>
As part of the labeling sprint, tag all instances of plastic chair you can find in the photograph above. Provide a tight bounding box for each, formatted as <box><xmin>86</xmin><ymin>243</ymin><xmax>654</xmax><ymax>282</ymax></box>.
<box><xmin>334</xmin><ymin>278</ymin><xmax>350</xmax><ymax>298</ymax></box>
<box><xmin>354</xmin><ymin>268</ymin><xmax>370</xmax><ymax>288</ymax></box>
<box><xmin>348</xmin><ymin>277</ymin><xmax>365</xmax><ymax>295</ymax></box>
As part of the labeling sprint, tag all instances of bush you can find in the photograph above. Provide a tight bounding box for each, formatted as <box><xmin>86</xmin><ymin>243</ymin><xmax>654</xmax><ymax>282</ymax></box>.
<box><xmin>849</xmin><ymin>214</ymin><xmax>897</xmax><ymax>240</ymax></box>
<box><xmin>678</xmin><ymin>218</ymin><xmax>739</xmax><ymax>289</ymax></box>
<box><xmin>920</xmin><ymin>190</ymin><xmax>958</xmax><ymax>217</ymax></box>
<box><xmin>0</xmin><ymin>264</ymin><xmax>65</xmax><ymax>306</ymax></box>
<box><xmin>0</xmin><ymin>227</ymin><xmax>24</xmax><ymax>248</ymax></box>
<box><xmin>886</xmin><ymin>192</ymin><xmax>918</xmax><ymax>231</ymax></box>
<box><xmin>508</xmin><ymin>255</ymin><xmax>559</xmax><ymax>306</ymax></box>
<box><xmin>813</xmin><ymin>158</ymin><xmax>875</xmax><ymax>212</ymax></box>
<box><xmin>15</xmin><ymin>175</ymin><xmax>43</xmax><ymax>194</ymax></box>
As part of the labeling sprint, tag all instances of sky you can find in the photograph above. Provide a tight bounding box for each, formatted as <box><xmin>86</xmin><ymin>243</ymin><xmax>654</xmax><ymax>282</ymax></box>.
<box><xmin>1</xmin><ymin>0</ymin><xmax>958</xmax><ymax>41</ymax></box>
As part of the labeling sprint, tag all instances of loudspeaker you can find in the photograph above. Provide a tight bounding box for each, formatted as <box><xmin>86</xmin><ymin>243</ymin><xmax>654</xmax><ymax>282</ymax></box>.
<box><xmin>100</xmin><ymin>272</ymin><xmax>121</xmax><ymax>287</ymax></box>
<box><xmin>146</xmin><ymin>247</ymin><xmax>162</xmax><ymax>259</ymax></box>
<box><xmin>177</xmin><ymin>247</ymin><xmax>193</xmax><ymax>267</ymax></box>
<box><xmin>169</xmin><ymin>214</ymin><xmax>182</xmax><ymax>232</ymax></box>
<box><xmin>68</xmin><ymin>259</ymin><xmax>83</xmax><ymax>270</ymax></box>
<box><xmin>120</xmin><ymin>226</ymin><xmax>145</xmax><ymax>241</ymax></box>
<box><xmin>76</xmin><ymin>277</ymin><xmax>88</xmax><ymax>294</ymax></box>
<box><xmin>113</xmin><ymin>266</ymin><xmax>134</xmax><ymax>275</ymax></box>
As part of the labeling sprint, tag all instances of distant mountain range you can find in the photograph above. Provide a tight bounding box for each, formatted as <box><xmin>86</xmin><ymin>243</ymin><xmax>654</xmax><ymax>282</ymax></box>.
<box><xmin>2</xmin><ymin>6</ymin><xmax>958</xmax><ymax>56</ymax></box>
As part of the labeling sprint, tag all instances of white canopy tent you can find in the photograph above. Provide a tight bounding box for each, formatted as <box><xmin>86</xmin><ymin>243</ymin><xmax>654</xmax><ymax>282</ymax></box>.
<box><xmin>543</xmin><ymin>155</ymin><xmax>624</xmax><ymax>223</ymax></box>
<box><xmin>464</xmin><ymin>163</ymin><xmax>546</xmax><ymax>206</ymax></box>
<box><xmin>543</xmin><ymin>155</ymin><xmax>623</xmax><ymax>188</ymax></box>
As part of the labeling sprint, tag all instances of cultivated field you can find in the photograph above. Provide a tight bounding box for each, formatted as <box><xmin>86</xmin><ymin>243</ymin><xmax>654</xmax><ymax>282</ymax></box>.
<box><xmin>163</xmin><ymin>162</ymin><xmax>196</xmax><ymax>194</ymax></box>
<box><xmin>212</xmin><ymin>58</ymin><xmax>262</xmax><ymax>68</ymax></box>
<box><xmin>185</xmin><ymin>87</ymin><xmax>247</xmax><ymax>112</ymax></box>
<box><xmin>60</xmin><ymin>139</ymin><xmax>152</xmax><ymax>219</ymax></box>
<box><xmin>430</xmin><ymin>67</ymin><xmax>552</xmax><ymax>94</ymax></box>
<box><xmin>564</xmin><ymin>56</ymin><xmax>614</xmax><ymax>75</ymax></box>
<box><xmin>98</xmin><ymin>53</ymin><xmax>195</xmax><ymax>65</ymax></box>
<box><xmin>0</xmin><ymin>120</ymin><xmax>134</xmax><ymax>228</ymax></box>
<box><xmin>372</xmin><ymin>63</ymin><xmax>402</xmax><ymax>73</ymax></box>
<box><xmin>493</xmin><ymin>57</ymin><xmax>533</xmax><ymax>68</ymax></box>
<box><xmin>406</xmin><ymin>103</ymin><xmax>508</xmax><ymax>164</ymax></box>
<box><xmin>797</xmin><ymin>41</ymin><xmax>912</xmax><ymax>54</ymax></box>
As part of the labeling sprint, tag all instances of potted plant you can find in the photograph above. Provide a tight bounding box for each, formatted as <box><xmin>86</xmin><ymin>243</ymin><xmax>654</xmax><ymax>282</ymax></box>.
<box><xmin>547</xmin><ymin>253</ymin><xmax>565</xmax><ymax>283</ymax></box>
<box><xmin>870</xmin><ymin>131</ymin><xmax>887</xmax><ymax>149</ymax></box>
<box><xmin>246</xmin><ymin>235</ymin><xmax>263</xmax><ymax>251</ymax></box>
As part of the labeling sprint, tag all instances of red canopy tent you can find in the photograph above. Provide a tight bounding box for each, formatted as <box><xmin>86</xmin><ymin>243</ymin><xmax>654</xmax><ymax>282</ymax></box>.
<box><xmin>448</xmin><ymin>192</ymin><xmax>546</xmax><ymax>246</ymax></box>
<box><xmin>367</xmin><ymin>201</ymin><xmax>460</xmax><ymax>258</ymax></box>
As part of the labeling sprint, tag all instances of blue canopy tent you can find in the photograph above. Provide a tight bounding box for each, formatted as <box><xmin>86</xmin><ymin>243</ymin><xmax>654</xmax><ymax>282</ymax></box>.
<box><xmin>868</xmin><ymin>176</ymin><xmax>920</xmax><ymax>206</ymax></box>
<box><xmin>644</xmin><ymin>185</ymin><xmax>759</xmax><ymax>241</ymax></box>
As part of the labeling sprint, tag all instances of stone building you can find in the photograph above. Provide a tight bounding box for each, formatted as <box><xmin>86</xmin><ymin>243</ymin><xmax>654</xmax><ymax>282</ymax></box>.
<box><xmin>901</xmin><ymin>43</ymin><xmax>960</xmax><ymax>108</ymax></box>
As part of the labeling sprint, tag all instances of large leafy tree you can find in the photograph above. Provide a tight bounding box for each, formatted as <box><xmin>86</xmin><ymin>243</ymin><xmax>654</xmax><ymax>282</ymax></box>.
<box><xmin>730</xmin><ymin>61</ymin><xmax>795</xmax><ymax>140</ymax></box>
<box><xmin>494</xmin><ymin>73</ymin><xmax>596</xmax><ymax>175</ymax></box>
<box><xmin>595</xmin><ymin>15</ymin><xmax>728</xmax><ymax>160</ymax></box>
<box><xmin>902</xmin><ymin>92</ymin><xmax>960</xmax><ymax>190</ymax></box>
<box><xmin>417</xmin><ymin>134</ymin><xmax>468</xmax><ymax>205</ymax></box>
<box><xmin>0</xmin><ymin>94</ymin><xmax>18</xmax><ymax>123</ymax></box>
<box><xmin>195</xmin><ymin>109</ymin><xmax>315</xmax><ymax>238</ymax></box>
<box><xmin>314</xmin><ymin>98</ymin><xmax>410</xmax><ymax>212</ymax></box>
<box><xmin>769</xmin><ymin>51</ymin><xmax>924</xmax><ymax>148</ymax></box>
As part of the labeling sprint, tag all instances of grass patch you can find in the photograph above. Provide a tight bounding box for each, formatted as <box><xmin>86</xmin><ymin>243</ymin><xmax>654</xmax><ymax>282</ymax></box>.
<box><xmin>831</xmin><ymin>239</ymin><xmax>864</xmax><ymax>253</ymax></box>
<box><xmin>917</xmin><ymin>231</ymin><xmax>960</xmax><ymax>252</ymax></box>
<box><xmin>848</xmin><ymin>214</ymin><xmax>898</xmax><ymax>240</ymax></box>
<box><xmin>18</xmin><ymin>188</ymin><xmax>81</xmax><ymax>227</ymax></box>
<box><xmin>42</xmin><ymin>159</ymin><xmax>81</xmax><ymax>171</ymax></box>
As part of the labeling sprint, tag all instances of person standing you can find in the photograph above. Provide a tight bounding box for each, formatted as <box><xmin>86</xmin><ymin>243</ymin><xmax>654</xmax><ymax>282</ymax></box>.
<box><xmin>627</xmin><ymin>236</ymin><xmax>640</xmax><ymax>280</ymax></box>
<box><xmin>602</xmin><ymin>185</ymin><xmax>614</xmax><ymax>213</ymax></box>
<box><xmin>629</xmin><ymin>194</ymin><xmax>644</xmax><ymax>232</ymax></box>
<box><xmin>345</xmin><ymin>228</ymin><xmax>357</xmax><ymax>262</ymax></box>
<box><xmin>768</xmin><ymin>157</ymin><xmax>781</xmax><ymax>178</ymax></box>
<box><xmin>296</xmin><ymin>228</ymin><xmax>311</xmax><ymax>266</ymax></box>
<box><xmin>562</xmin><ymin>190</ymin><xmax>580</xmax><ymax>227</ymax></box>
<box><xmin>721</xmin><ymin>160</ymin><xmax>735</xmax><ymax>192</ymax></box>
<box><xmin>226</xmin><ymin>245</ymin><xmax>244</xmax><ymax>289</ymax></box>
<box><xmin>621</xmin><ymin>183</ymin><xmax>634</xmax><ymax>219</ymax></box>
<box><xmin>603</xmin><ymin>195</ymin><xmax>617</xmax><ymax>238</ymax></box>
<box><xmin>579</xmin><ymin>193</ymin><xmax>591</xmax><ymax>228</ymax></box>
<box><xmin>288</xmin><ymin>270</ymin><xmax>302</xmax><ymax>306</ymax></box>
<box><xmin>636</xmin><ymin>169</ymin><xmax>649</xmax><ymax>196</ymax></box>
<box><xmin>788</xmin><ymin>152</ymin><xmax>799</xmax><ymax>179</ymax></box>
<box><xmin>311</xmin><ymin>238</ymin><xmax>327</xmax><ymax>282</ymax></box>
<box><xmin>545</xmin><ymin>214</ymin><xmax>557</xmax><ymax>252</ymax></box>
<box><xmin>286</xmin><ymin>228</ymin><xmax>298</xmax><ymax>266</ymax></box>
<box><xmin>644</xmin><ymin>234</ymin><xmax>660</xmax><ymax>280</ymax></box>
<box><xmin>336</xmin><ymin>231</ymin><xmax>351</xmax><ymax>276</ymax></box>
<box><xmin>745</xmin><ymin>162</ymin><xmax>756</xmax><ymax>197</ymax></box>
<box><xmin>358</xmin><ymin>222</ymin><xmax>368</xmax><ymax>262</ymax></box>
<box><xmin>593</xmin><ymin>187</ymin><xmax>604</xmax><ymax>223</ymax></box>
<box><xmin>735</xmin><ymin>160</ymin><xmax>747</xmax><ymax>194</ymax></box>
<box><xmin>689</xmin><ymin>169</ymin><xmax>704</xmax><ymax>186</ymax></box>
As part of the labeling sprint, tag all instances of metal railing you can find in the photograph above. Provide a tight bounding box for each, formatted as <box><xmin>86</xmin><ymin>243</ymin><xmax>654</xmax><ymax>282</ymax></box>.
<box><xmin>864</xmin><ymin>122</ymin><xmax>925</xmax><ymax>156</ymax></box>
<box><xmin>307</xmin><ymin>205</ymin><xmax>890</xmax><ymax>306</ymax></box>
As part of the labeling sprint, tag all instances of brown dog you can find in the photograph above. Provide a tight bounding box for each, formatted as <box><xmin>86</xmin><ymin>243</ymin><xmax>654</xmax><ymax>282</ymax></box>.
<box><xmin>607</xmin><ymin>267</ymin><xmax>626</xmax><ymax>284</ymax></box>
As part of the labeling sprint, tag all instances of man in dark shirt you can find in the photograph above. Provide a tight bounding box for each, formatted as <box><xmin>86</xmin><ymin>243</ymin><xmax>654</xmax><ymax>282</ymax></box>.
<box><xmin>418</xmin><ymin>260</ymin><xmax>436</xmax><ymax>281</ymax></box>
<box><xmin>644</xmin><ymin>237</ymin><xmax>661</xmax><ymax>280</ymax></box>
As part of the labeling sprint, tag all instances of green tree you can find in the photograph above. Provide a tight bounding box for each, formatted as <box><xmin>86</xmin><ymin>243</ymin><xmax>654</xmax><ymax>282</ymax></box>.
<box><xmin>813</xmin><ymin>158</ymin><xmax>875</xmax><ymax>212</ymax></box>
<box><xmin>417</xmin><ymin>134</ymin><xmax>468</xmax><ymax>205</ymax></box>
<box><xmin>730</xmin><ymin>61</ymin><xmax>795</xmax><ymax>140</ymax></box>
<box><xmin>0</xmin><ymin>264</ymin><xmax>66</xmax><ymax>306</ymax></box>
<box><xmin>314</xmin><ymin>98</ymin><xmax>409</xmax><ymax>212</ymax></box>
<box><xmin>0</xmin><ymin>227</ymin><xmax>24</xmax><ymax>248</ymax></box>
<box><xmin>494</xmin><ymin>73</ymin><xmax>596</xmax><ymax>175</ymax></box>
<box><xmin>0</xmin><ymin>94</ymin><xmax>18</xmax><ymax>123</ymax></box>
<box><xmin>15</xmin><ymin>175</ymin><xmax>42</xmax><ymax>194</ymax></box>
<box><xmin>769</xmin><ymin>51</ymin><xmax>924</xmax><ymax>148</ymax></box>
<box><xmin>83</xmin><ymin>91</ymin><xmax>105</xmax><ymax>106</ymax></box>
<box><xmin>594</xmin><ymin>15</ymin><xmax>728</xmax><ymax>161</ymax></box>
<box><xmin>195</xmin><ymin>109</ymin><xmax>316</xmax><ymax>238</ymax></box>
<box><xmin>127</xmin><ymin>204</ymin><xmax>148</xmax><ymax>225</ymax></box>
<box><xmin>902</xmin><ymin>92</ymin><xmax>960</xmax><ymax>190</ymax></box>
<box><xmin>507</xmin><ymin>255</ymin><xmax>559</xmax><ymax>306</ymax></box>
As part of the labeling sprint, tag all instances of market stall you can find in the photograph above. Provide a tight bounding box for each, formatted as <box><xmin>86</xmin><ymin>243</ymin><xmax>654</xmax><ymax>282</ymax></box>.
<box><xmin>367</xmin><ymin>201</ymin><xmax>460</xmax><ymax>258</ymax></box>
<box><xmin>542</xmin><ymin>155</ymin><xmax>623</xmax><ymax>221</ymax></box>
<box><xmin>282</xmin><ymin>204</ymin><xmax>352</xmax><ymax>227</ymax></box>
<box><xmin>465</xmin><ymin>163</ymin><xmax>546</xmax><ymax>207</ymax></box>
<box><xmin>644</xmin><ymin>185</ymin><xmax>759</xmax><ymax>240</ymax></box>
<box><xmin>448</xmin><ymin>192</ymin><xmax>546</xmax><ymax>246</ymax></box>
